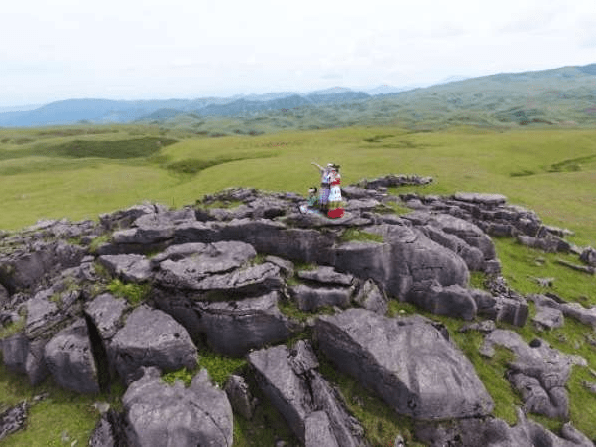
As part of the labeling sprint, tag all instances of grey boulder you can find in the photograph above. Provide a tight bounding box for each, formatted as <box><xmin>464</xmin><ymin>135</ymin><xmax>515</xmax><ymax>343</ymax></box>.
<box><xmin>481</xmin><ymin>330</ymin><xmax>581</xmax><ymax>418</ymax></box>
<box><xmin>1</xmin><ymin>333</ymin><xmax>49</xmax><ymax>385</ymax></box>
<box><xmin>122</xmin><ymin>366</ymin><xmax>233</xmax><ymax>447</ymax></box>
<box><xmin>193</xmin><ymin>262</ymin><xmax>284</xmax><ymax>296</ymax></box>
<box><xmin>289</xmin><ymin>284</ymin><xmax>353</xmax><ymax>312</ymax></box>
<box><xmin>315</xmin><ymin>309</ymin><xmax>494</xmax><ymax>420</ymax></box>
<box><xmin>415</xmin><ymin>406</ymin><xmax>593</xmax><ymax>447</ymax></box>
<box><xmin>224</xmin><ymin>375</ymin><xmax>258</xmax><ymax>420</ymax></box>
<box><xmin>297</xmin><ymin>266</ymin><xmax>355</xmax><ymax>286</ymax></box>
<box><xmin>97</xmin><ymin>254</ymin><xmax>152</xmax><ymax>283</ymax></box>
<box><xmin>406</xmin><ymin>282</ymin><xmax>477</xmax><ymax>321</ymax></box>
<box><xmin>194</xmin><ymin>291</ymin><xmax>293</xmax><ymax>357</ymax></box>
<box><xmin>334</xmin><ymin>224</ymin><xmax>469</xmax><ymax>298</ymax></box>
<box><xmin>248</xmin><ymin>340</ymin><xmax>367</xmax><ymax>446</ymax></box>
<box><xmin>110</xmin><ymin>305</ymin><xmax>197</xmax><ymax>384</ymax></box>
<box><xmin>352</xmin><ymin>279</ymin><xmax>388</xmax><ymax>315</ymax></box>
<box><xmin>44</xmin><ymin>318</ymin><xmax>100</xmax><ymax>393</ymax></box>
<box><xmin>155</xmin><ymin>240</ymin><xmax>257</xmax><ymax>290</ymax></box>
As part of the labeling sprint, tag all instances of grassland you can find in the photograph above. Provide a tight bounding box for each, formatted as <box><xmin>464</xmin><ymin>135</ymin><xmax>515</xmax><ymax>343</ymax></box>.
<box><xmin>0</xmin><ymin>122</ymin><xmax>595</xmax><ymax>446</ymax></box>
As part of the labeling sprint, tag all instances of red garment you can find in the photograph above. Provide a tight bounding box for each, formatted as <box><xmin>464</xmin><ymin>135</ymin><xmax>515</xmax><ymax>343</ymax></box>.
<box><xmin>327</xmin><ymin>208</ymin><xmax>344</xmax><ymax>219</ymax></box>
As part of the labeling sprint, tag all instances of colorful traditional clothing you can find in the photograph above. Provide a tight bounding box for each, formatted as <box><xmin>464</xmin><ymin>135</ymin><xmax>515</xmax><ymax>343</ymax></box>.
<box><xmin>326</xmin><ymin>167</ymin><xmax>344</xmax><ymax>218</ymax></box>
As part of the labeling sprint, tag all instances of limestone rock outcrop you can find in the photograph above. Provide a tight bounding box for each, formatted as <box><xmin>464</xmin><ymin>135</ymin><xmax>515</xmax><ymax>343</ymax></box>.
<box><xmin>315</xmin><ymin>309</ymin><xmax>494</xmax><ymax>420</ymax></box>
<box><xmin>0</xmin><ymin>177</ymin><xmax>591</xmax><ymax>446</ymax></box>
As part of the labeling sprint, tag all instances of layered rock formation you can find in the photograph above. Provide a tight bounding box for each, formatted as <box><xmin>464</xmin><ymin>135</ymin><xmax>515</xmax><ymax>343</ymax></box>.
<box><xmin>0</xmin><ymin>175</ymin><xmax>593</xmax><ymax>446</ymax></box>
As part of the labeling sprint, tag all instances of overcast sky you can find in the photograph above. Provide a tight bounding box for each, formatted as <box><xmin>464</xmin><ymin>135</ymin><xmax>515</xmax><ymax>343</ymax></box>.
<box><xmin>1</xmin><ymin>0</ymin><xmax>595</xmax><ymax>107</ymax></box>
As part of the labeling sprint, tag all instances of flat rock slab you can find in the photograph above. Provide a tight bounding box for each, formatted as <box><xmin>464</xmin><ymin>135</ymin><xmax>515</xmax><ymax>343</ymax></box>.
<box><xmin>194</xmin><ymin>291</ymin><xmax>292</xmax><ymax>357</ymax></box>
<box><xmin>97</xmin><ymin>254</ymin><xmax>152</xmax><ymax>283</ymax></box>
<box><xmin>289</xmin><ymin>284</ymin><xmax>353</xmax><ymax>312</ymax></box>
<box><xmin>315</xmin><ymin>309</ymin><xmax>494</xmax><ymax>420</ymax></box>
<box><xmin>122</xmin><ymin>366</ymin><xmax>233</xmax><ymax>447</ymax></box>
<box><xmin>110</xmin><ymin>306</ymin><xmax>197</xmax><ymax>384</ymax></box>
<box><xmin>25</xmin><ymin>296</ymin><xmax>63</xmax><ymax>337</ymax></box>
<box><xmin>193</xmin><ymin>262</ymin><xmax>284</xmax><ymax>296</ymax></box>
<box><xmin>0</xmin><ymin>402</ymin><xmax>28</xmax><ymax>441</ymax></box>
<box><xmin>84</xmin><ymin>293</ymin><xmax>129</xmax><ymax>340</ymax></box>
<box><xmin>44</xmin><ymin>318</ymin><xmax>100</xmax><ymax>394</ymax></box>
<box><xmin>297</xmin><ymin>266</ymin><xmax>354</xmax><ymax>286</ymax></box>
<box><xmin>480</xmin><ymin>329</ymin><xmax>580</xmax><ymax>418</ymax></box>
<box><xmin>532</xmin><ymin>306</ymin><xmax>564</xmax><ymax>330</ymax></box>
<box><xmin>155</xmin><ymin>241</ymin><xmax>257</xmax><ymax>289</ymax></box>
<box><xmin>454</xmin><ymin>192</ymin><xmax>507</xmax><ymax>206</ymax></box>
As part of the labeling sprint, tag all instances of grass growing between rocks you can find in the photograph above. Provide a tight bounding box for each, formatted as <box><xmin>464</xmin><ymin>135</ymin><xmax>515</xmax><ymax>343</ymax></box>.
<box><xmin>340</xmin><ymin>227</ymin><xmax>384</xmax><ymax>243</ymax></box>
<box><xmin>106</xmin><ymin>279</ymin><xmax>151</xmax><ymax>306</ymax></box>
<box><xmin>493</xmin><ymin>237</ymin><xmax>596</xmax><ymax>304</ymax></box>
<box><xmin>0</xmin><ymin>359</ymin><xmax>126</xmax><ymax>447</ymax></box>
<box><xmin>316</xmin><ymin>352</ymin><xmax>426</xmax><ymax>447</ymax></box>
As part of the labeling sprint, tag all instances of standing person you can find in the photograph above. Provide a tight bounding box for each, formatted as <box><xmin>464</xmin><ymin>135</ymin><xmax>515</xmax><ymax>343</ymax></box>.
<box><xmin>327</xmin><ymin>164</ymin><xmax>344</xmax><ymax>218</ymax></box>
<box><xmin>311</xmin><ymin>162</ymin><xmax>331</xmax><ymax>213</ymax></box>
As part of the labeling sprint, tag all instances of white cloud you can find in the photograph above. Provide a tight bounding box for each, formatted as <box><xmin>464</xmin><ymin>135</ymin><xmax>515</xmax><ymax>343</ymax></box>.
<box><xmin>0</xmin><ymin>0</ymin><xmax>594</xmax><ymax>106</ymax></box>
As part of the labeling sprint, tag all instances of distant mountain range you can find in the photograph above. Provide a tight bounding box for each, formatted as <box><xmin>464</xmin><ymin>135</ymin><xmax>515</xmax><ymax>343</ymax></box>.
<box><xmin>0</xmin><ymin>64</ymin><xmax>594</xmax><ymax>127</ymax></box>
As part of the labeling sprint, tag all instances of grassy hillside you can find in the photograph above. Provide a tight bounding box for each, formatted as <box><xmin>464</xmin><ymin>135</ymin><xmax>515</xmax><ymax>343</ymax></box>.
<box><xmin>0</xmin><ymin>124</ymin><xmax>594</xmax><ymax>245</ymax></box>
<box><xmin>0</xmin><ymin>122</ymin><xmax>595</xmax><ymax>446</ymax></box>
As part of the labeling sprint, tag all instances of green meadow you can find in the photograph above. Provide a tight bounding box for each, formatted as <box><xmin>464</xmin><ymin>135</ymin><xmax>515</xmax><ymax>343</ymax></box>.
<box><xmin>0</xmin><ymin>122</ymin><xmax>595</xmax><ymax>446</ymax></box>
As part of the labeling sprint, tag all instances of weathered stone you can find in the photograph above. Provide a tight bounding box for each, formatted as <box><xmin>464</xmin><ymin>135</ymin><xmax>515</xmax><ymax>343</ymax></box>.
<box><xmin>265</xmin><ymin>255</ymin><xmax>294</xmax><ymax>277</ymax></box>
<box><xmin>344</xmin><ymin>199</ymin><xmax>381</xmax><ymax>212</ymax></box>
<box><xmin>248</xmin><ymin>341</ymin><xmax>366</xmax><ymax>446</ymax></box>
<box><xmin>84</xmin><ymin>293</ymin><xmax>129</xmax><ymax>340</ymax></box>
<box><xmin>224</xmin><ymin>375</ymin><xmax>258</xmax><ymax>420</ymax></box>
<box><xmin>414</xmin><ymin>407</ymin><xmax>593</xmax><ymax>447</ymax></box>
<box><xmin>44</xmin><ymin>318</ymin><xmax>100</xmax><ymax>394</ymax></box>
<box><xmin>0</xmin><ymin>240</ymin><xmax>85</xmax><ymax>292</ymax></box>
<box><xmin>419</xmin><ymin>225</ymin><xmax>485</xmax><ymax>271</ymax></box>
<box><xmin>532</xmin><ymin>306</ymin><xmax>564</xmax><ymax>330</ymax></box>
<box><xmin>453</xmin><ymin>192</ymin><xmax>507</xmax><ymax>206</ymax></box>
<box><xmin>315</xmin><ymin>309</ymin><xmax>493</xmax><ymax>420</ymax></box>
<box><xmin>352</xmin><ymin>279</ymin><xmax>387</xmax><ymax>315</ymax></box>
<box><xmin>289</xmin><ymin>284</ymin><xmax>352</xmax><ymax>312</ymax></box>
<box><xmin>99</xmin><ymin>203</ymin><xmax>163</xmax><ymax>231</ymax></box>
<box><xmin>481</xmin><ymin>330</ymin><xmax>580</xmax><ymax>419</ymax></box>
<box><xmin>477</xmin><ymin>295</ymin><xmax>529</xmax><ymax>327</ymax></box>
<box><xmin>579</xmin><ymin>246</ymin><xmax>596</xmax><ymax>266</ymax></box>
<box><xmin>508</xmin><ymin>372</ymin><xmax>568</xmax><ymax>418</ymax></box>
<box><xmin>518</xmin><ymin>235</ymin><xmax>571</xmax><ymax>253</ymax></box>
<box><xmin>155</xmin><ymin>240</ymin><xmax>257</xmax><ymax>290</ymax></box>
<box><xmin>194</xmin><ymin>291</ymin><xmax>292</xmax><ymax>357</ymax></box>
<box><xmin>0</xmin><ymin>334</ymin><xmax>51</xmax><ymax>385</ymax></box>
<box><xmin>285</xmin><ymin>211</ymin><xmax>372</xmax><ymax>228</ymax></box>
<box><xmin>25</xmin><ymin>296</ymin><xmax>64</xmax><ymax>338</ymax></box>
<box><xmin>150</xmin><ymin>242</ymin><xmax>207</xmax><ymax>265</ymax></box>
<box><xmin>122</xmin><ymin>366</ymin><xmax>233</xmax><ymax>447</ymax></box>
<box><xmin>458</xmin><ymin>320</ymin><xmax>497</xmax><ymax>334</ymax></box>
<box><xmin>110</xmin><ymin>306</ymin><xmax>197</xmax><ymax>384</ymax></box>
<box><xmin>194</xmin><ymin>262</ymin><xmax>284</xmax><ymax>296</ymax></box>
<box><xmin>334</xmin><ymin>225</ymin><xmax>469</xmax><ymax>299</ymax></box>
<box><xmin>297</xmin><ymin>266</ymin><xmax>354</xmax><ymax>286</ymax></box>
<box><xmin>0</xmin><ymin>402</ymin><xmax>28</xmax><ymax>441</ymax></box>
<box><xmin>305</xmin><ymin>411</ymin><xmax>339</xmax><ymax>447</ymax></box>
<box><xmin>559</xmin><ymin>302</ymin><xmax>596</xmax><ymax>327</ymax></box>
<box><xmin>97</xmin><ymin>254</ymin><xmax>152</xmax><ymax>283</ymax></box>
<box><xmin>416</xmin><ymin>212</ymin><xmax>496</xmax><ymax>260</ymax></box>
<box><xmin>88</xmin><ymin>409</ymin><xmax>127</xmax><ymax>447</ymax></box>
<box><xmin>0</xmin><ymin>284</ymin><xmax>9</xmax><ymax>307</ymax></box>
<box><xmin>407</xmin><ymin>282</ymin><xmax>477</xmax><ymax>321</ymax></box>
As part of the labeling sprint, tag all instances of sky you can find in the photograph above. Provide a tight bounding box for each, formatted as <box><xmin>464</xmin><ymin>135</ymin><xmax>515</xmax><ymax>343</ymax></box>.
<box><xmin>1</xmin><ymin>0</ymin><xmax>595</xmax><ymax>108</ymax></box>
